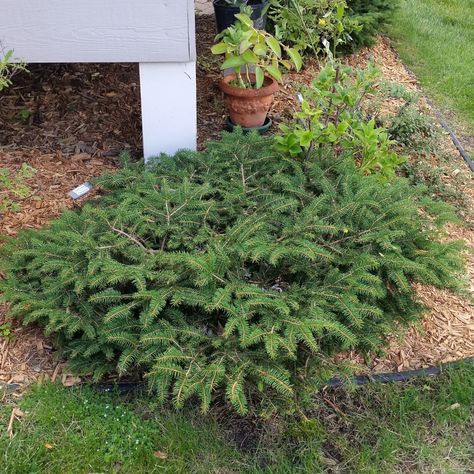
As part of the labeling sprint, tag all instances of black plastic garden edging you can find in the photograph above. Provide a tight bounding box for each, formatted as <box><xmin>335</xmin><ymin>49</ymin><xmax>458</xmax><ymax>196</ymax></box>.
<box><xmin>426</xmin><ymin>97</ymin><xmax>474</xmax><ymax>173</ymax></box>
<box><xmin>1</xmin><ymin>357</ymin><xmax>472</xmax><ymax>395</ymax></box>
<box><xmin>93</xmin><ymin>356</ymin><xmax>474</xmax><ymax>394</ymax></box>
<box><xmin>400</xmin><ymin>64</ymin><xmax>474</xmax><ymax>173</ymax></box>
<box><xmin>325</xmin><ymin>356</ymin><xmax>474</xmax><ymax>387</ymax></box>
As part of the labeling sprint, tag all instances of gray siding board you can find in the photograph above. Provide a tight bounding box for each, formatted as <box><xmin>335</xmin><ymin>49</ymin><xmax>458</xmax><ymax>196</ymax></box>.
<box><xmin>1</xmin><ymin>0</ymin><xmax>196</xmax><ymax>63</ymax></box>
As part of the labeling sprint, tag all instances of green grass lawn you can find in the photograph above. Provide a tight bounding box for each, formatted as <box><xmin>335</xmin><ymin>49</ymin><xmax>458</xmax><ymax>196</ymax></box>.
<box><xmin>1</xmin><ymin>364</ymin><xmax>473</xmax><ymax>473</ymax></box>
<box><xmin>388</xmin><ymin>0</ymin><xmax>474</xmax><ymax>134</ymax></box>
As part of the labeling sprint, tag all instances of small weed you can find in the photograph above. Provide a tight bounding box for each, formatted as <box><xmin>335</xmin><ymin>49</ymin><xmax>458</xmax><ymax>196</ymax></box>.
<box><xmin>18</xmin><ymin>109</ymin><xmax>31</xmax><ymax>124</ymax></box>
<box><xmin>197</xmin><ymin>54</ymin><xmax>220</xmax><ymax>74</ymax></box>
<box><xmin>0</xmin><ymin>322</ymin><xmax>13</xmax><ymax>339</ymax></box>
<box><xmin>0</xmin><ymin>50</ymin><xmax>27</xmax><ymax>92</ymax></box>
<box><xmin>0</xmin><ymin>163</ymin><xmax>36</xmax><ymax>213</ymax></box>
<box><xmin>389</xmin><ymin>105</ymin><xmax>438</xmax><ymax>152</ymax></box>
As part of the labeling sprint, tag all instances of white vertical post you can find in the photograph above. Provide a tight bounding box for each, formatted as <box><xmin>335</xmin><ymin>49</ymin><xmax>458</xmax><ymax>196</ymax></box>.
<box><xmin>139</xmin><ymin>61</ymin><xmax>197</xmax><ymax>161</ymax></box>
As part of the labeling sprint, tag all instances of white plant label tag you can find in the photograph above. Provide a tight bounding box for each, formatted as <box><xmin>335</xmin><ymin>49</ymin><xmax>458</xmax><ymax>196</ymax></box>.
<box><xmin>68</xmin><ymin>182</ymin><xmax>92</xmax><ymax>200</ymax></box>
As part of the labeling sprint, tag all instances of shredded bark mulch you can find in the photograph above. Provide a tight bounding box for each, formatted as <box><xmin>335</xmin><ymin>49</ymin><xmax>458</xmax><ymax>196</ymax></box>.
<box><xmin>0</xmin><ymin>15</ymin><xmax>472</xmax><ymax>392</ymax></box>
<box><xmin>0</xmin><ymin>63</ymin><xmax>142</xmax><ymax>157</ymax></box>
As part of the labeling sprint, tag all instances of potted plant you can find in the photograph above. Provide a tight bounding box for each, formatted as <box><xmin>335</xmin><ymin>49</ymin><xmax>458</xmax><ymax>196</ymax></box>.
<box><xmin>211</xmin><ymin>13</ymin><xmax>302</xmax><ymax>128</ymax></box>
<box><xmin>213</xmin><ymin>0</ymin><xmax>269</xmax><ymax>33</ymax></box>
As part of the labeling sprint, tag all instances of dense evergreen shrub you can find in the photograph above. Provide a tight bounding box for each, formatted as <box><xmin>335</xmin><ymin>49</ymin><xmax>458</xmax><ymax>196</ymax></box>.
<box><xmin>346</xmin><ymin>0</ymin><xmax>398</xmax><ymax>48</ymax></box>
<box><xmin>0</xmin><ymin>132</ymin><xmax>463</xmax><ymax>414</ymax></box>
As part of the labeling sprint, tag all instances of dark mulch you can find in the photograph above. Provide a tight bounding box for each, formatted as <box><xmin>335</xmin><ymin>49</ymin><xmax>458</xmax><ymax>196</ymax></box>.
<box><xmin>0</xmin><ymin>64</ymin><xmax>142</xmax><ymax>157</ymax></box>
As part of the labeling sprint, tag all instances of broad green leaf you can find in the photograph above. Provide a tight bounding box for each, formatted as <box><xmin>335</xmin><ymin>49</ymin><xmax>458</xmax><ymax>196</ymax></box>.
<box><xmin>239</xmin><ymin>39</ymin><xmax>251</xmax><ymax>55</ymax></box>
<box><xmin>211</xmin><ymin>42</ymin><xmax>228</xmax><ymax>55</ymax></box>
<box><xmin>242</xmin><ymin>49</ymin><xmax>258</xmax><ymax>64</ymax></box>
<box><xmin>265</xmin><ymin>65</ymin><xmax>282</xmax><ymax>82</ymax></box>
<box><xmin>265</xmin><ymin>36</ymin><xmax>282</xmax><ymax>58</ymax></box>
<box><xmin>254</xmin><ymin>43</ymin><xmax>267</xmax><ymax>56</ymax></box>
<box><xmin>298</xmin><ymin>130</ymin><xmax>315</xmax><ymax>148</ymax></box>
<box><xmin>287</xmin><ymin>48</ymin><xmax>303</xmax><ymax>72</ymax></box>
<box><xmin>337</xmin><ymin>4</ymin><xmax>345</xmax><ymax>19</ymax></box>
<box><xmin>235</xmin><ymin>13</ymin><xmax>254</xmax><ymax>28</ymax></box>
<box><xmin>221</xmin><ymin>55</ymin><xmax>245</xmax><ymax>70</ymax></box>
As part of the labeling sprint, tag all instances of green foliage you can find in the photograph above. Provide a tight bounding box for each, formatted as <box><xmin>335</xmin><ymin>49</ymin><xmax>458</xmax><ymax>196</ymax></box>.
<box><xmin>211</xmin><ymin>13</ymin><xmax>302</xmax><ymax>88</ymax></box>
<box><xmin>0</xmin><ymin>163</ymin><xmax>36</xmax><ymax>214</ymax></box>
<box><xmin>268</xmin><ymin>0</ymin><xmax>357</xmax><ymax>58</ymax></box>
<box><xmin>267</xmin><ymin>0</ymin><xmax>398</xmax><ymax>56</ymax></box>
<box><xmin>275</xmin><ymin>62</ymin><xmax>406</xmax><ymax>181</ymax></box>
<box><xmin>388</xmin><ymin>105</ymin><xmax>438</xmax><ymax>151</ymax></box>
<box><xmin>0</xmin><ymin>132</ymin><xmax>464</xmax><ymax>415</ymax></box>
<box><xmin>1</xmin><ymin>51</ymin><xmax>32</xmax><ymax>215</ymax></box>
<box><xmin>0</xmin><ymin>321</ymin><xmax>13</xmax><ymax>339</ymax></box>
<box><xmin>373</xmin><ymin>82</ymin><xmax>470</xmax><ymax>218</ymax></box>
<box><xmin>345</xmin><ymin>0</ymin><xmax>399</xmax><ymax>49</ymax></box>
<box><xmin>0</xmin><ymin>50</ymin><xmax>27</xmax><ymax>92</ymax></box>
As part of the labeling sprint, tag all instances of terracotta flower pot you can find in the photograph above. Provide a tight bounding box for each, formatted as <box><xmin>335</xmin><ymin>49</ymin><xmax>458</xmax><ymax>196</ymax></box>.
<box><xmin>219</xmin><ymin>74</ymin><xmax>279</xmax><ymax>128</ymax></box>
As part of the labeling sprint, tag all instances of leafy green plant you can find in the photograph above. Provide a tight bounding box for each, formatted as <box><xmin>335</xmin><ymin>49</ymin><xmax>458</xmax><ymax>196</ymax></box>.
<box><xmin>0</xmin><ymin>49</ymin><xmax>27</xmax><ymax>92</ymax></box>
<box><xmin>0</xmin><ymin>132</ymin><xmax>463</xmax><ymax>415</ymax></box>
<box><xmin>19</xmin><ymin>108</ymin><xmax>32</xmax><ymax>124</ymax></box>
<box><xmin>388</xmin><ymin>105</ymin><xmax>438</xmax><ymax>150</ymax></box>
<box><xmin>0</xmin><ymin>321</ymin><xmax>13</xmax><ymax>339</ymax></box>
<box><xmin>211</xmin><ymin>13</ymin><xmax>302</xmax><ymax>88</ymax></box>
<box><xmin>0</xmin><ymin>163</ymin><xmax>36</xmax><ymax>214</ymax></box>
<box><xmin>268</xmin><ymin>0</ymin><xmax>358</xmax><ymax>58</ymax></box>
<box><xmin>268</xmin><ymin>0</ymin><xmax>398</xmax><ymax>56</ymax></box>
<box><xmin>275</xmin><ymin>62</ymin><xmax>406</xmax><ymax>181</ymax></box>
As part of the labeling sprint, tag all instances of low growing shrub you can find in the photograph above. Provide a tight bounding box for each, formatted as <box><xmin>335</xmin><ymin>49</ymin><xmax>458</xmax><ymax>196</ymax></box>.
<box><xmin>388</xmin><ymin>105</ymin><xmax>438</xmax><ymax>151</ymax></box>
<box><xmin>0</xmin><ymin>132</ymin><xmax>463</xmax><ymax>415</ymax></box>
<box><xmin>275</xmin><ymin>62</ymin><xmax>407</xmax><ymax>181</ymax></box>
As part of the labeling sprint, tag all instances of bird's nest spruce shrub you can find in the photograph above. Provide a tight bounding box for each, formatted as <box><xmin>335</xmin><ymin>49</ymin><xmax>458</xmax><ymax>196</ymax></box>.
<box><xmin>0</xmin><ymin>131</ymin><xmax>464</xmax><ymax>415</ymax></box>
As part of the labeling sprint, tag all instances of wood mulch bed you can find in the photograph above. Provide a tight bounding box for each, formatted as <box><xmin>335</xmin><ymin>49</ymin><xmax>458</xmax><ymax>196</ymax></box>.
<box><xmin>0</xmin><ymin>15</ymin><xmax>472</xmax><ymax>392</ymax></box>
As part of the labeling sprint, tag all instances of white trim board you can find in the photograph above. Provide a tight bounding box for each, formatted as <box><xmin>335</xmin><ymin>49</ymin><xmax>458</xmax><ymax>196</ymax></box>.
<box><xmin>139</xmin><ymin>62</ymin><xmax>197</xmax><ymax>160</ymax></box>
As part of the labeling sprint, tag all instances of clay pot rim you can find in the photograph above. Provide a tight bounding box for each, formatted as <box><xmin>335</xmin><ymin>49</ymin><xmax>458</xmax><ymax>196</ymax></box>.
<box><xmin>219</xmin><ymin>74</ymin><xmax>279</xmax><ymax>98</ymax></box>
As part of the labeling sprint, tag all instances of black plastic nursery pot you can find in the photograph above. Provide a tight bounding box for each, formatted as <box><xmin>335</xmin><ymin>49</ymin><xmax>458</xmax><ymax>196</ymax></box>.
<box><xmin>213</xmin><ymin>0</ymin><xmax>268</xmax><ymax>33</ymax></box>
<box><xmin>225</xmin><ymin>116</ymin><xmax>272</xmax><ymax>134</ymax></box>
